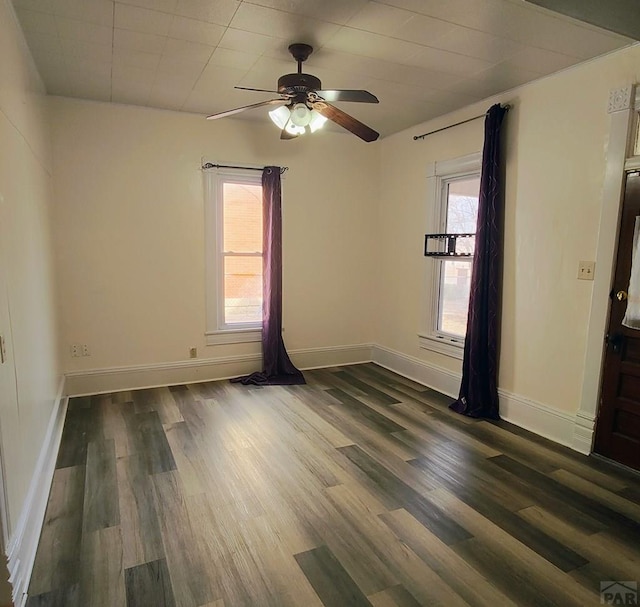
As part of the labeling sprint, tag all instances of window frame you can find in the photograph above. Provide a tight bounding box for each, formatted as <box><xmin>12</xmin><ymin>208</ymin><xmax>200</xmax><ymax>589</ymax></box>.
<box><xmin>204</xmin><ymin>166</ymin><xmax>263</xmax><ymax>346</ymax></box>
<box><xmin>419</xmin><ymin>152</ymin><xmax>481</xmax><ymax>359</ymax></box>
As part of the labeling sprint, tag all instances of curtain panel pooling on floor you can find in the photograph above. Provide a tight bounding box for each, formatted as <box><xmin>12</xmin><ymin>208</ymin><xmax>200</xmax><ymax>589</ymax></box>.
<box><xmin>451</xmin><ymin>104</ymin><xmax>508</xmax><ymax>419</ymax></box>
<box><xmin>232</xmin><ymin>166</ymin><xmax>305</xmax><ymax>386</ymax></box>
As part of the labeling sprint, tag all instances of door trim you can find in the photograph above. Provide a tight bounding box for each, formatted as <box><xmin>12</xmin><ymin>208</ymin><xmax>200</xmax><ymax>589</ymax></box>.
<box><xmin>574</xmin><ymin>84</ymin><xmax>637</xmax><ymax>453</ymax></box>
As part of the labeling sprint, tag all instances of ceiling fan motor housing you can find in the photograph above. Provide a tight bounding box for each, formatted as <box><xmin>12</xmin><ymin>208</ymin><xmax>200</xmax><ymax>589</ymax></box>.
<box><xmin>277</xmin><ymin>73</ymin><xmax>322</xmax><ymax>96</ymax></box>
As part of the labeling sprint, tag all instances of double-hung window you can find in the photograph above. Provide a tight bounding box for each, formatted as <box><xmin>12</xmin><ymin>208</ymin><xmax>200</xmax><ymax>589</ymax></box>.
<box><xmin>205</xmin><ymin>167</ymin><xmax>263</xmax><ymax>345</ymax></box>
<box><xmin>420</xmin><ymin>153</ymin><xmax>481</xmax><ymax>358</ymax></box>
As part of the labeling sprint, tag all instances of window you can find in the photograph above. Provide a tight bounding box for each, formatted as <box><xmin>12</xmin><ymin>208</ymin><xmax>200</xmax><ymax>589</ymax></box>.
<box><xmin>420</xmin><ymin>153</ymin><xmax>481</xmax><ymax>358</ymax></box>
<box><xmin>205</xmin><ymin>167</ymin><xmax>263</xmax><ymax>345</ymax></box>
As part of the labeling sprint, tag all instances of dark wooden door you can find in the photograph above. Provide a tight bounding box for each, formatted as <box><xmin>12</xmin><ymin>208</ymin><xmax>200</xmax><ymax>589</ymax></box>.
<box><xmin>594</xmin><ymin>171</ymin><xmax>640</xmax><ymax>470</ymax></box>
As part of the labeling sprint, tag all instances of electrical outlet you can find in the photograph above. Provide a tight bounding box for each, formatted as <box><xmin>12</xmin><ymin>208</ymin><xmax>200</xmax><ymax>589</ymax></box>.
<box><xmin>578</xmin><ymin>261</ymin><xmax>596</xmax><ymax>280</ymax></box>
<box><xmin>189</xmin><ymin>347</ymin><xmax>197</xmax><ymax>359</ymax></box>
<box><xmin>82</xmin><ymin>344</ymin><xmax>90</xmax><ymax>356</ymax></box>
<box><xmin>70</xmin><ymin>344</ymin><xmax>81</xmax><ymax>357</ymax></box>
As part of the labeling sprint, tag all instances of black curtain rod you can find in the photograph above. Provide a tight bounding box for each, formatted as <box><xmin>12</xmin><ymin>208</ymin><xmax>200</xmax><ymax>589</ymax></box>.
<box><xmin>201</xmin><ymin>162</ymin><xmax>288</xmax><ymax>174</ymax></box>
<box><xmin>413</xmin><ymin>104</ymin><xmax>510</xmax><ymax>141</ymax></box>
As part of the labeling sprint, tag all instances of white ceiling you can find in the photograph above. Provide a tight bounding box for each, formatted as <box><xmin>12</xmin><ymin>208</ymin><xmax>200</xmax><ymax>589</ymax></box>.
<box><xmin>11</xmin><ymin>0</ymin><xmax>635</xmax><ymax>137</ymax></box>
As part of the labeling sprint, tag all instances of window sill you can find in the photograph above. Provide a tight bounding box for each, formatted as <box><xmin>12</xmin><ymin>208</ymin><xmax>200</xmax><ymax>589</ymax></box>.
<box><xmin>418</xmin><ymin>334</ymin><xmax>464</xmax><ymax>359</ymax></box>
<box><xmin>206</xmin><ymin>328</ymin><xmax>261</xmax><ymax>346</ymax></box>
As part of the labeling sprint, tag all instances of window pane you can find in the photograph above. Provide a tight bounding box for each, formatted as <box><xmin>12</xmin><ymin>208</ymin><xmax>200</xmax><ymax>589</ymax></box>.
<box><xmin>438</xmin><ymin>260</ymin><xmax>472</xmax><ymax>338</ymax></box>
<box><xmin>224</xmin><ymin>255</ymin><xmax>262</xmax><ymax>324</ymax></box>
<box><xmin>223</xmin><ymin>183</ymin><xmax>262</xmax><ymax>253</ymax></box>
<box><xmin>446</xmin><ymin>177</ymin><xmax>480</xmax><ymax>255</ymax></box>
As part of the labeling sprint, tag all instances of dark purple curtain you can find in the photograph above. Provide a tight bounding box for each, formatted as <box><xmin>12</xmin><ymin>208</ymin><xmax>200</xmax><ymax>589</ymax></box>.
<box><xmin>450</xmin><ymin>104</ymin><xmax>507</xmax><ymax>419</ymax></box>
<box><xmin>231</xmin><ymin>167</ymin><xmax>305</xmax><ymax>386</ymax></box>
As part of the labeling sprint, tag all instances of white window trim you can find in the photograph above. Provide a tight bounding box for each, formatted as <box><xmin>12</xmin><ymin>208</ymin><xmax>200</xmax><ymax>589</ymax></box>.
<box><xmin>419</xmin><ymin>151</ymin><xmax>481</xmax><ymax>359</ymax></box>
<box><xmin>204</xmin><ymin>165</ymin><xmax>263</xmax><ymax>346</ymax></box>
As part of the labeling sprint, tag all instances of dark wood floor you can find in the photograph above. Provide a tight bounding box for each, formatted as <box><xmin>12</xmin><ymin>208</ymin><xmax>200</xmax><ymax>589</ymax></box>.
<box><xmin>26</xmin><ymin>363</ymin><xmax>640</xmax><ymax>607</ymax></box>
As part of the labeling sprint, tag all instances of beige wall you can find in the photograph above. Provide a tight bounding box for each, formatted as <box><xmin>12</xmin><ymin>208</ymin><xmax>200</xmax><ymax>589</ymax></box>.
<box><xmin>48</xmin><ymin>40</ymin><xmax>640</xmax><ymax>420</ymax></box>
<box><xmin>378</xmin><ymin>44</ymin><xmax>640</xmax><ymax>415</ymax></box>
<box><xmin>50</xmin><ymin>98</ymin><xmax>378</xmax><ymax>372</ymax></box>
<box><xmin>0</xmin><ymin>0</ymin><xmax>60</xmax><ymax>535</ymax></box>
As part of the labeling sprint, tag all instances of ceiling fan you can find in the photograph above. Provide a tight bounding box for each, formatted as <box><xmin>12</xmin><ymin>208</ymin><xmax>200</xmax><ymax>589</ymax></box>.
<box><xmin>206</xmin><ymin>43</ymin><xmax>380</xmax><ymax>142</ymax></box>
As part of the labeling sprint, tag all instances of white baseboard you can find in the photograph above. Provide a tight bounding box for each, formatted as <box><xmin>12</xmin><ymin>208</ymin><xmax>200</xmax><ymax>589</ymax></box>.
<box><xmin>372</xmin><ymin>344</ymin><xmax>579</xmax><ymax>451</ymax></box>
<box><xmin>64</xmin><ymin>341</ymin><xmax>586</xmax><ymax>449</ymax></box>
<box><xmin>372</xmin><ymin>344</ymin><xmax>461</xmax><ymax>397</ymax></box>
<box><xmin>64</xmin><ymin>344</ymin><xmax>374</xmax><ymax>396</ymax></box>
<box><xmin>7</xmin><ymin>377</ymin><xmax>67</xmax><ymax>607</ymax></box>
<box><xmin>572</xmin><ymin>410</ymin><xmax>596</xmax><ymax>454</ymax></box>
<box><xmin>292</xmin><ymin>343</ymin><xmax>373</xmax><ymax>370</ymax></box>
<box><xmin>498</xmin><ymin>388</ymin><xmax>576</xmax><ymax>448</ymax></box>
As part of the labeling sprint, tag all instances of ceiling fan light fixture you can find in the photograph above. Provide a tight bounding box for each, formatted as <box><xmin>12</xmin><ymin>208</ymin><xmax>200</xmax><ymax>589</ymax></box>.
<box><xmin>308</xmin><ymin>110</ymin><xmax>328</xmax><ymax>133</ymax></box>
<box><xmin>284</xmin><ymin>121</ymin><xmax>305</xmax><ymax>136</ymax></box>
<box><xmin>268</xmin><ymin>105</ymin><xmax>290</xmax><ymax>129</ymax></box>
<box><xmin>289</xmin><ymin>102</ymin><xmax>312</xmax><ymax>127</ymax></box>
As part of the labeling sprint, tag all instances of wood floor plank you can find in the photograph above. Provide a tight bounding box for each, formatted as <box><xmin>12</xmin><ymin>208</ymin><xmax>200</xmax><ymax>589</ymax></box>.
<box><xmin>549</xmin><ymin>467</ymin><xmax>640</xmax><ymax>522</ymax></box>
<box><xmin>380</xmin><ymin>508</ymin><xmax>518</xmax><ymax>607</ymax></box>
<box><xmin>303</xmin><ymin>369</ymin><xmax>342</xmax><ymax>391</ymax></box>
<box><xmin>243</xmin><ymin>513</ymin><xmax>326</xmax><ymax>607</ymax></box>
<box><xmin>83</xmin><ymin>438</ymin><xmax>119</xmax><ymax>532</ymax></box>
<box><xmin>326</xmin><ymin>389</ymin><xmax>406</xmax><ymax>434</ymax></box>
<box><xmin>164</xmin><ymin>421</ymin><xmax>213</xmax><ymax>496</ymax></box>
<box><xmin>317</xmin><ymin>403</ymin><xmax>426</xmax><ymax>474</ymax></box>
<box><xmin>420</xmin><ymin>449</ymin><xmax>607</xmax><ymax>535</ymax></box>
<box><xmin>367</xmin><ymin>585</ymin><xmax>423</xmax><ymax>607</ymax></box>
<box><xmin>131</xmin><ymin>410</ymin><xmax>177</xmax><ymax>474</ymax></box>
<box><xmin>294</xmin><ymin>545</ymin><xmax>373</xmax><ymax>607</ymax></box>
<box><xmin>465</xmin><ymin>420</ymin><xmax>565</xmax><ymax>474</ymax></box>
<box><xmin>25</xmin><ymin>585</ymin><xmax>80</xmax><ymax>607</ymax></box>
<box><xmin>100</xmin><ymin>397</ymin><xmax>133</xmax><ymax>458</ymax></box>
<box><xmin>393</xmin><ymin>403</ymin><xmax>500</xmax><ymax>457</ymax></box>
<box><xmin>147</xmin><ymin>387</ymin><xmax>184</xmax><ymax>425</ymax></box>
<box><xmin>490</xmin><ymin>419</ymin><xmax>638</xmax><ymax>489</ymax></box>
<box><xmin>409</xmin><ymin>454</ymin><xmax>589</xmax><ymax>571</ymax></box>
<box><xmin>185</xmin><ymin>492</ymin><xmax>317</xmax><ymax>607</ymax></box>
<box><xmin>325</xmin><ymin>483</ymin><xmax>469</xmax><ymax>607</ymax></box>
<box><xmin>117</xmin><ymin>454</ymin><xmax>165</xmax><ymax>569</ymax></box>
<box><xmin>79</xmin><ymin>526</ymin><xmax>125</xmax><ymax>607</ymax></box>
<box><xmin>55</xmin><ymin>405</ymin><xmax>91</xmax><ymax>469</ymax></box>
<box><xmin>517</xmin><ymin>505</ymin><xmax>640</xmax><ymax>582</ymax></box>
<box><xmin>110</xmin><ymin>390</ymin><xmax>132</xmax><ymax>404</ymax></box>
<box><xmin>151</xmin><ymin>472</ymin><xmax>217</xmax><ymax>607</ymax></box>
<box><xmin>125</xmin><ymin>558</ymin><xmax>176</xmax><ymax>607</ymax></box>
<box><xmin>354</xmin><ymin>363</ymin><xmax>435</xmax><ymax>393</ymax></box>
<box><xmin>131</xmin><ymin>387</ymin><xmax>158</xmax><ymax>413</ymax></box>
<box><xmin>617</xmin><ymin>484</ymin><xmax>640</xmax><ymax>501</ymax></box>
<box><xmin>285</xmin><ymin>384</ymin><xmax>345</xmax><ymax>409</ymax></box>
<box><xmin>489</xmin><ymin>454</ymin><xmax>640</xmax><ymax>538</ymax></box>
<box><xmin>29</xmin><ymin>466</ymin><xmax>85</xmax><ymax>595</ymax></box>
<box><xmin>339</xmin><ymin>444</ymin><xmax>472</xmax><ymax>545</ymax></box>
<box><xmin>28</xmin><ymin>363</ymin><xmax>640</xmax><ymax>607</ymax></box>
<box><xmin>272</xmin><ymin>387</ymin><xmax>354</xmax><ymax>447</ymax></box>
<box><xmin>429</xmin><ymin>488</ymin><xmax>599</xmax><ymax>607</ymax></box>
<box><xmin>333</xmin><ymin>370</ymin><xmax>401</xmax><ymax>406</ymax></box>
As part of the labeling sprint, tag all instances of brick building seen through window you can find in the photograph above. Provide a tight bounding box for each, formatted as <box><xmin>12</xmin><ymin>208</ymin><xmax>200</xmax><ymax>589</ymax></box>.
<box><xmin>222</xmin><ymin>182</ymin><xmax>263</xmax><ymax>324</ymax></box>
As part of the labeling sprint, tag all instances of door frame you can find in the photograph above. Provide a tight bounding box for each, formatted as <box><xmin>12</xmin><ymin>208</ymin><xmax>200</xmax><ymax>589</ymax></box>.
<box><xmin>575</xmin><ymin>84</ymin><xmax>639</xmax><ymax>453</ymax></box>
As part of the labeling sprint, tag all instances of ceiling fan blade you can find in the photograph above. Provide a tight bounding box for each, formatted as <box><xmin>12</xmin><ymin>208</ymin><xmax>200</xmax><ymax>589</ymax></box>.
<box><xmin>206</xmin><ymin>98</ymin><xmax>286</xmax><ymax>120</ymax></box>
<box><xmin>234</xmin><ymin>86</ymin><xmax>285</xmax><ymax>95</ymax></box>
<box><xmin>315</xmin><ymin>89</ymin><xmax>379</xmax><ymax>103</ymax></box>
<box><xmin>310</xmin><ymin>100</ymin><xmax>379</xmax><ymax>142</ymax></box>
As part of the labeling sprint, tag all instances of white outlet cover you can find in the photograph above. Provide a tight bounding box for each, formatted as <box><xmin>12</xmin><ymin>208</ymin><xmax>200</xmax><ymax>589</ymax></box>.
<box><xmin>578</xmin><ymin>261</ymin><xmax>596</xmax><ymax>280</ymax></box>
